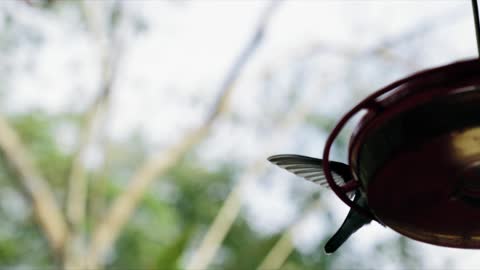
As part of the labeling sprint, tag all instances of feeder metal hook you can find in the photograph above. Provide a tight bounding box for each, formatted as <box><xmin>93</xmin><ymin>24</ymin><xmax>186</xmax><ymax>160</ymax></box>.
<box><xmin>473</xmin><ymin>0</ymin><xmax>480</xmax><ymax>56</ymax></box>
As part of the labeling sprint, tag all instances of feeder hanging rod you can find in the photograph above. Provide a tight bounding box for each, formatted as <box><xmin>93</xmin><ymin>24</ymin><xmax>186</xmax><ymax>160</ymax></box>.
<box><xmin>473</xmin><ymin>0</ymin><xmax>480</xmax><ymax>56</ymax></box>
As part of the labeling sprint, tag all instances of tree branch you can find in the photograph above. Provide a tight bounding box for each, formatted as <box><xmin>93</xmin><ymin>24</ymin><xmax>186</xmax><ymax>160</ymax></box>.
<box><xmin>0</xmin><ymin>115</ymin><xmax>68</xmax><ymax>256</ymax></box>
<box><xmin>185</xmin><ymin>163</ymin><xmax>262</xmax><ymax>270</ymax></box>
<box><xmin>65</xmin><ymin>0</ymin><xmax>116</xmax><ymax>239</ymax></box>
<box><xmin>64</xmin><ymin>1</ymin><xmax>123</xmax><ymax>268</ymax></box>
<box><xmin>257</xmin><ymin>226</ymin><xmax>294</xmax><ymax>270</ymax></box>
<box><xmin>86</xmin><ymin>0</ymin><xmax>283</xmax><ymax>266</ymax></box>
<box><xmin>257</xmin><ymin>201</ymin><xmax>322</xmax><ymax>270</ymax></box>
<box><xmin>65</xmin><ymin>71</ymin><xmax>113</xmax><ymax>233</ymax></box>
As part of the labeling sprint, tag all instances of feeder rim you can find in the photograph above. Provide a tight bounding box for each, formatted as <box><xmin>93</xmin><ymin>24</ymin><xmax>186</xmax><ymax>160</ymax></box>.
<box><xmin>322</xmin><ymin>58</ymin><xmax>480</xmax><ymax>219</ymax></box>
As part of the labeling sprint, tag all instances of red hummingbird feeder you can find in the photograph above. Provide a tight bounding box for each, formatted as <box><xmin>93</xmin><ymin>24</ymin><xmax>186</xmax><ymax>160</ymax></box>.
<box><xmin>270</xmin><ymin>0</ymin><xmax>480</xmax><ymax>252</ymax></box>
<box><xmin>325</xmin><ymin>58</ymin><xmax>480</xmax><ymax>248</ymax></box>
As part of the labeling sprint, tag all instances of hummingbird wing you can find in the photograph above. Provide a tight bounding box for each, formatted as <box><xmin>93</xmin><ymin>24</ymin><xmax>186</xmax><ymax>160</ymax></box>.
<box><xmin>268</xmin><ymin>154</ymin><xmax>371</xmax><ymax>253</ymax></box>
<box><xmin>267</xmin><ymin>154</ymin><xmax>352</xmax><ymax>187</ymax></box>
<box><xmin>324</xmin><ymin>193</ymin><xmax>372</xmax><ymax>254</ymax></box>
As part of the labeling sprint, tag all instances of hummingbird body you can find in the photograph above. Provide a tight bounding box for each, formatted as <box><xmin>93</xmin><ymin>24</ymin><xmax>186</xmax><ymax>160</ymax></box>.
<box><xmin>324</xmin><ymin>193</ymin><xmax>371</xmax><ymax>253</ymax></box>
<box><xmin>268</xmin><ymin>154</ymin><xmax>373</xmax><ymax>254</ymax></box>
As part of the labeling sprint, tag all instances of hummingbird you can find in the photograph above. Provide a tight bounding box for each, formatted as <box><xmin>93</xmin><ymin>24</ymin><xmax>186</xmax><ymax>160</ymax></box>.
<box><xmin>267</xmin><ymin>154</ymin><xmax>373</xmax><ymax>254</ymax></box>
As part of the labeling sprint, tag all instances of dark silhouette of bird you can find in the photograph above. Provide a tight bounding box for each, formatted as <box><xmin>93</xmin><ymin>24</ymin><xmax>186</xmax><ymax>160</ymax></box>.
<box><xmin>267</xmin><ymin>154</ymin><xmax>373</xmax><ymax>254</ymax></box>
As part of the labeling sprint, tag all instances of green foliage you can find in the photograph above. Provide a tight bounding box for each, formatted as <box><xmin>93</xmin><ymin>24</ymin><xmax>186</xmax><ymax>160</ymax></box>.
<box><xmin>167</xmin><ymin>158</ymin><xmax>236</xmax><ymax>224</ymax></box>
<box><xmin>102</xmin><ymin>158</ymin><xmax>232</xmax><ymax>269</ymax></box>
<box><xmin>0</xmin><ymin>198</ymin><xmax>52</xmax><ymax>268</ymax></box>
<box><xmin>0</xmin><ymin>111</ymin><xmax>77</xmax><ymax>267</ymax></box>
<box><xmin>286</xmin><ymin>246</ymin><xmax>336</xmax><ymax>270</ymax></box>
<box><xmin>10</xmin><ymin>111</ymin><xmax>74</xmax><ymax>188</ymax></box>
<box><xmin>0</xmin><ymin>107</ymin><xmax>426</xmax><ymax>269</ymax></box>
<box><xmin>219</xmin><ymin>220</ymin><xmax>282</xmax><ymax>270</ymax></box>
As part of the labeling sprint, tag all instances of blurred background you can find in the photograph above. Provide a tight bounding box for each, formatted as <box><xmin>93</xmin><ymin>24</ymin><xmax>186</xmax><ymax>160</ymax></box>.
<box><xmin>0</xmin><ymin>0</ymin><xmax>479</xmax><ymax>269</ymax></box>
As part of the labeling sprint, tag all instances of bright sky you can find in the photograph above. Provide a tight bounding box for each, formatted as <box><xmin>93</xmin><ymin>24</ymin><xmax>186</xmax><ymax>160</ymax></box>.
<box><xmin>3</xmin><ymin>0</ymin><xmax>480</xmax><ymax>268</ymax></box>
